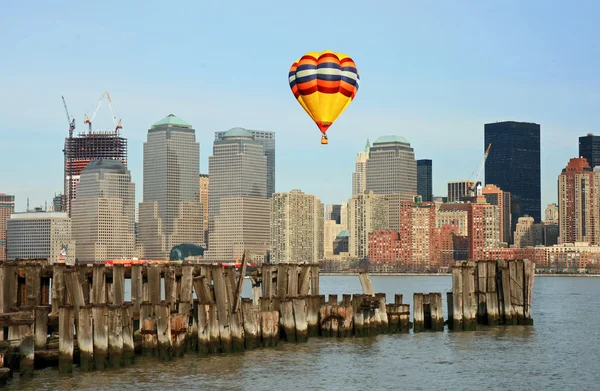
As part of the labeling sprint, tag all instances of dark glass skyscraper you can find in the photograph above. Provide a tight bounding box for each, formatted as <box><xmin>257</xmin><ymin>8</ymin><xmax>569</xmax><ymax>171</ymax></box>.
<box><xmin>484</xmin><ymin>121</ymin><xmax>541</xmax><ymax>231</ymax></box>
<box><xmin>417</xmin><ymin>159</ymin><xmax>433</xmax><ymax>202</ymax></box>
<box><xmin>579</xmin><ymin>133</ymin><xmax>600</xmax><ymax>169</ymax></box>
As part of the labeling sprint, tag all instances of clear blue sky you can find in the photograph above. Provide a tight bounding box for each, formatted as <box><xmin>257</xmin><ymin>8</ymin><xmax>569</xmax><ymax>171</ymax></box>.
<box><xmin>2</xmin><ymin>0</ymin><xmax>600</xmax><ymax>212</ymax></box>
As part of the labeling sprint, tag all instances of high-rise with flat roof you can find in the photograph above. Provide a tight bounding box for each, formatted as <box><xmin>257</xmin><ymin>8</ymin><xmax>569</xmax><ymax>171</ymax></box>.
<box><xmin>199</xmin><ymin>174</ymin><xmax>209</xmax><ymax>244</ymax></box>
<box><xmin>482</xmin><ymin>184</ymin><xmax>512</xmax><ymax>244</ymax></box>
<box><xmin>352</xmin><ymin>140</ymin><xmax>370</xmax><ymax>196</ymax></box>
<box><xmin>366</xmin><ymin>135</ymin><xmax>417</xmax><ymax>196</ymax></box>
<box><xmin>71</xmin><ymin>159</ymin><xmax>135</xmax><ymax>263</ymax></box>
<box><xmin>7</xmin><ymin>211</ymin><xmax>75</xmax><ymax>264</ymax></box>
<box><xmin>1</xmin><ymin>194</ymin><xmax>16</xmax><ymax>261</ymax></box>
<box><xmin>348</xmin><ymin>191</ymin><xmax>389</xmax><ymax>260</ymax></box>
<box><xmin>484</xmin><ymin>121</ymin><xmax>541</xmax><ymax>229</ymax></box>
<box><xmin>207</xmin><ymin>127</ymin><xmax>269</xmax><ymax>261</ymax></box>
<box><xmin>139</xmin><ymin>114</ymin><xmax>204</xmax><ymax>258</ymax></box>
<box><xmin>579</xmin><ymin>133</ymin><xmax>600</xmax><ymax>169</ymax></box>
<box><xmin>325</xmin><ymin>204</ymin><xmax>341</xmax><ymax>224</ymax></box>
<box><xmin>270</xmin><ymin>190</ymin><xmax>324</xmax><ymax>264</ymax></box>
<box><xmin>215</xmin><ymin>129</ymin><xmax>275</xmax><ymax>197</ymax></box>
<box><xmin>417</xmin><ymin>159</ymin><xmax>433</xmax><ymax>202</ymax></box>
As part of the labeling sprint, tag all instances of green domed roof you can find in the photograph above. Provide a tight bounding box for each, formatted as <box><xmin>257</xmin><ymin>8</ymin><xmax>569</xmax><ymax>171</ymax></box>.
<box><xmin>222</xmin><ymin>127</ymin><xmax>254</xmax><ymax>139</ymax></box>
<box><xmin>373</xmin><ymin>135</ymin><xmax>409</xmax><ymax>144</ymax></box>
<box><xmin>152</xmin><ymin>114</ymin><xmax>192</xmax><ymax>129</ymax></box>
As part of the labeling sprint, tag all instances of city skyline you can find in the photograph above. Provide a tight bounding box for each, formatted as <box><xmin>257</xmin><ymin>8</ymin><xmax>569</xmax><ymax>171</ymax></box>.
<box><xmin>3</xmin><ymin>1</ymin><xmax>600</xmax><ymax>212</ymax></box>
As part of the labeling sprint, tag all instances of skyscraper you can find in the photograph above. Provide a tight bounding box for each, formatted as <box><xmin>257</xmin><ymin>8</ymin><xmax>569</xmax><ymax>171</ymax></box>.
<box><xmin>199</xmin><ymin>174</ymin><xmax>209</xmax><ymax>244</ymax></box>
<box><xmin>64</xmin><ymin>131</ymin><xmax>127</xmax><ymax>216</ymax></box>
<box><xmin>138</xmin><ymin>114</ymin><xmax>204</xmax><ymax>258</ymax></box>
<box><xmin>207</xmin><ymin>127</ymin><xmax>269</xmax><ymax>261</ymax></box>
<box><xmin>482</xmin><ymin>184</ymin><xmax>512</xmax><ymax>244</ymax></box>
<box><xmin>366</xmin><ymin>136</ymin><xmax>417</xmax><ymax>196</ymax></box>
<box><xmin>348</xmin><ymin>191</ymin><xmax>389</xmax><ymax>260</ymax></box>
<box><xmin>447</xmin><ymin>181</ymin><xmax>476</xmax><ymax>203</ymax></box>
<box><xmin>270</xmin><ymin>190</ymin><xmax>324</xmax><ymax>264</ymax></box>
<box><xmin>558</xmin><ymin>158</ymin><xmax>600</xmax><ymax>245</ymax></box>
<box><xmin>484</xmin><ymin>121</ymin><xmax>541</xmax><ymax>229</ymax></box>
<box><xmin>579</xmin><ymin>133</ymin><xmax>600</xmax><ymax>169</ymax></box>
<box><xmin>325</xmin><ymin>204</ymin><xmax>341</xmax><ymax>224</ymax></box>
<box><xmin>352</xmin><ymin>139</ymin><xmax>370</xmax><ymax>196</ymax></box>
<box><xmin>417</xmin><ymin>159</ymin><xmax>433</xmax><ymax>202</ymax></box>
<box><xmin>71</xmin><ymin>160</ymin><xmax>135</xmax><ymax>263</ymax></box>
<box><xmin>0</xmin><ymin>193</ymin><xmax>15</xmax><ymax>261</ymax></box>
<box><xmin>215</xmin><ymin>129</ymin><xmax>275</xmax><ymax>197</ymax></box>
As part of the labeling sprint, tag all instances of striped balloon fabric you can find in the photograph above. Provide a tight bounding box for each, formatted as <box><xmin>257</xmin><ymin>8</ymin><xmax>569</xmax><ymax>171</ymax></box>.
<box><xmin>288</xmin><ymin>50</ymin><xmax>360</xmax><ymax>144</ymax></box>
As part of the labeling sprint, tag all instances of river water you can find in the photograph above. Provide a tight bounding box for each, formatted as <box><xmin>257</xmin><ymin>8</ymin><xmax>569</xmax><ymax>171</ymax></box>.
<box><xmin>5</xmin><ymin>275</ymin><xmax>600</xmax><ymax>390</ymax></box>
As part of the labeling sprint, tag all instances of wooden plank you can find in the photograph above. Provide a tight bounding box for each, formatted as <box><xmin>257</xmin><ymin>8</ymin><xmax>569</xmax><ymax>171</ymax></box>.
<box><xmin>154</xmin><ymin>303</ymin><xmax>172</xmax><ymax>361</ymax></box>
<box><xmin>79</xmin><ymin>266</ymin><xmax>90</xmax><ymax>305</ymax></box>
<box><xmin>241</xmin><ymin>299</ymin><xmax>259</xmax><ymax>349</ymax></box>
<box><xmin>298</xmin><ymin>265</ymin><xmax>311</xmax><ymax>296</ymax></box>
<box><xmin>292</xmin><ymin>297</ymin><xmax>308</xmax><ymax>342</ymax></box>
<box><xmin>502</xmin><ymin>261</ymin><xmax>515</xmax><ymax>325</ymax></box>
<box><xmin>25</xmin><ymin>264</ymin><xmax>42</xmax><ymax>306</ymax></box>
<box><xmin>112</xmin><ymin>265</ymin><xmax>125</xmax><ymax>305</ymax></box>
<box><xmin>212</xmin><ymin>266</ymin><xmax>231</xmax><ymax>352</ymax></box>
<box><xmin>523</xmin><ymin>259</ymin><xmax>535</xmax><ymax>325</ymax></box>
<box><xmin>430</xmin><ymin>292</ymin><xmax>444</xmax><ymax>331</ymax></box>
<box><xmin>131</xmin><ymin>265</ymin><xmax>143</xmax><ymax>317</ymax></box>
<box><xmin>148</xmin><ymin>265</ymin><xmax>161</xmax><ymax>306</ymax></box>
<box><xmin>476</xmin><ymin>261</ymin><xmax>487</xmax><ymax>324</ymax></box>
<box><xmin>462</xmin><ymin>262</ymin><xmax>477</xmax><ymax>330</ymax></box>
<box><xmin>91</xmin><ymin>265</ymin><xmax>106</xmax><ymax>305</ymax></box>
<box><xmin>232</xmin><ymin>251</ymin><xmax>247</xmax><ymax>313</ymax></box>
<box><xmin>164</xmin><ymin>267</ymin><xmax>177</xmax><ymax>310</ymax></box>
<box><xmin>310</xmin><ymin>265</ymin><xmax>319</xmax><ymax>295</ymax></box>
<box><xmin>277</xmin><ymin>264</ymin><xmax>289</xmax><ymax>298</ymax></box>
<box><xmin>19</xmin><ymin>323</ymin><xmax>35</xmax><ymax>378</ymax></box>
<box><xmin>287</xmin><ymin>264</ymin><xmax>298</xmax><ymax>298</ymax></box>
<box><xmin>122</xmin><ymin>304</ymin><xmax>135</xmax><ymax>365</ymax></box>
<box><xmin>0</xmin><ymin>311</ymin><xmax>35</xmax><ymax>326</ymax></box>
<box><xmin>92</xmin><ymin>304</ymin><xmax>109</xmax><ymax>369</ymax></box>
<box><xmin>358</xmin><ymin>271</ymin><xmax>374</xmax><ymax>296</ymax></box>
<box><xmin>413</xmin><ymin>293</ymin><xmax>424</xmax><ymax>332</ymax></box>
<box><xmin>51</xmin><ymin>264</ymin><xmax>65</xmax><ymax>312</ymax></box>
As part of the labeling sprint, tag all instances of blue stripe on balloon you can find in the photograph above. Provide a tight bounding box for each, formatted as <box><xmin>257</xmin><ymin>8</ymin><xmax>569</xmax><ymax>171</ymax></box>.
<box><xmin>341</xmin><ymin>66</ymin><xmax>357</xmax><ymax>73</ymax></box>
<box><xmin>296</xmin><ymin>74</ymin><xmax>317</xmax><ymax>84</ymax></box>
<box><xmin>317</xmin><ymin>62</ymin><xmax>341</xmax><ymax>70</ymax></box>
<box><xmin>289</xmin><ymin>79</ymin><xmax>297</xmax><ymax>88</ymax></box>
<box><xmin>341</xmin><ymin>76</ymin><xmax>357</xmax><ymax>86</ymax></box>
<box><xmin>297</xmin><ymin>64</ymin><xmax>317</xmax><ymax>72</ymax></box>
<box><xmin>317</xmin><ymin>73</ymin><xmax>342</xmax><ymax>81</ymax></box>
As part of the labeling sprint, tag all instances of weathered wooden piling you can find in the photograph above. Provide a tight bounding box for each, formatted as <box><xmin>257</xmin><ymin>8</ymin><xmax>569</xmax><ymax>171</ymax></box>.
<box><xmin>352</xmin><ymin>294</ymin><xmax>365</xmax><ymax>337</ymax></box>
<box><xmin>122</xmin><ymin>304</ymin><xmax>135</xmax><ymax>365</ymax></box>
<box><xmin>141</xmin><ymin>315</ymin><xmax>157</xmax><ymax>357</ymax></box>
<box><xmin>25</xmin><ymin>264</ymin><xmax>41</xmax><ymax>306</ymax></box>
<box><xmin>376</xmin><ymin>293</ymin><xmax>389</xmax><ymax>332</ymax></box>
<box><xmin>92</xmin><ymin>304</ymin><xmax>109</xmax><ymax>369</ymax></box>
<box><xmin>241</xmin><ymin>299</ymin><xmax>259</xmax><ymax>349</ymax></box>
<box><xmin>107</xmin><ymin>304</ymin><xmax>124</xmax><ymax>368</ymax></box>
<box><xmin>148</xmin><ymin>266</ymin><xmax>161</xmax><ymax>306</ymax></box>
<box><xmin>131</xmin><ymin>265</ymin><xmax>143</xmax><ymax>318</ymax></box>
<box><xmin>155</xmin><ymin>303</ymin><xmax>172</xmax><ymax>360</ymax></box>
<box><xmin>195</xmin><ymin>303</ymin><xmax>209</xmax><ymax>355</ymax></box>
<box><xmin>52</xmin><ymin>264</ymin><xmax>65</xmax><ymax>312</ymax></box>
<box><xmin>292</xmin><ymin>297</ymin><xmax>308</xmax><ymax>342</ymax></box>
<box><xmin>92</xmin><ymin>264</ymin><xmax>106</xmax><ymax>305</ymax></box>
<box><xmin>19</xmin><ymin>321</ymin><xmax>35</xmax><ymax>378</ymax></box>
<box><xmin>58</xmin><ymin>305</ymin><xmax>74</xmax><ymax>373</ymax></box>
<box><xmin>523</xmin><ymin>259</ymin><xmax>535</xmax><ymax>325</ymax></box>
<box><xmin>78</xmin><ymin>305</ymin><xmax>94</xmax><ymax>371</ymax></box>
<box><xmin>207</xmin><ymin>303</ymin><xmax>220</xmax><ymax>353</ymax></box>
<box><xmin>413</xmin><ymin>293</ymin><xmax>424</xmax><ymax>332</ymax></box>
<box><xmin>34</xmin><ymin>305</ymin><xmax>50</xmax><ymax>350</ymax></box>
<box><xmin>279</xmin><ymin>299</ymin><xmax>296</xmax><ymax>342</ymax></box>
<box><xmin>430</xmin><ymin>293</ymin><xmax>444</xmax><ymax>331</ymax></box>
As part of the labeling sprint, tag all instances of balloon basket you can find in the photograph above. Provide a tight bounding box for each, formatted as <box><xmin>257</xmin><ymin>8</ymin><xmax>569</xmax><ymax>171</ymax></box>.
<box><xmin>321</xmin><ymin>135</ymin><xmax>328</xmax><ymax>145</ymax></box>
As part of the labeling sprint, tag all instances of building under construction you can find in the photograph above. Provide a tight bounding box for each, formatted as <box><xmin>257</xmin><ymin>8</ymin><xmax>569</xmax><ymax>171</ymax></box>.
<box><xmin>62</xmin><ymin>92</ymin><xmax>127</xmax><ymax>215</ymax></box>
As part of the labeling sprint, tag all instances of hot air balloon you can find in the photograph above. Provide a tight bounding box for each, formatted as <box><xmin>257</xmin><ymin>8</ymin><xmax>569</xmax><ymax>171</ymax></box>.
<box><xmin>288</xmin><ymin>50</ymin><xmax>360</xmax><ymax>145</ymax></box>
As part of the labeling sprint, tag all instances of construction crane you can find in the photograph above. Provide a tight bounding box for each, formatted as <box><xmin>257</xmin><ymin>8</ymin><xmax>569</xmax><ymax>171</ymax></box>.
<box><xmin>468</xmin><ymin>143</ymin><xmax>492</xmax><ymax>198</ymax></box>
<box><xmin>83</xmin><ymin>92</ymin><xmax>123</xmax><ymax>134</ymax></box>
<box><xmin>61</xmin><ymin>96</ymin><xmax>76</xmax><ymax>216</ymax></box>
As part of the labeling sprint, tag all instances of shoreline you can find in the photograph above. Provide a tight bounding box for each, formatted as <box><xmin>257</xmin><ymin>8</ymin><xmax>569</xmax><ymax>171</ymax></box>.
<box><xmin>320</xmin><ymin>272</ymin><xmax>600</xmax><ymax>278</ymax></box>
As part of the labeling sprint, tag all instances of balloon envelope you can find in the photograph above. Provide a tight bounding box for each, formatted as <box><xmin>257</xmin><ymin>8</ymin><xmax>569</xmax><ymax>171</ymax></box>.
<box><xmin>289</xmin><ymin>50</ymin><xmax>360</xmax><ymax>143</ymax></box>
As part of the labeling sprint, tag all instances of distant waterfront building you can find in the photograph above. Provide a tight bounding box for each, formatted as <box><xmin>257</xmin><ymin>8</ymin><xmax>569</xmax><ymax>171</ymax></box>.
<box><xmin>340</xmin><ymin>202</ymin><xmax>348</xmax><ymax>228</ymax></box>
<box><xmin>333</xmin><ymin>230</ymin><xmax>349</xmax><ymax>254</ymax></box>
<box><xmin>579</xmin><ymin>133</ymin><xmax>600</xmax><ymax>169</ymax></box>
<box><xmin>398</xmin><ymin>201</ymin><xmax>440</xmax><ymax>271</ymax></box>
<box><xmin>52</xmin><ymin>193</ymin><xmax>66</xmax><ymax>212</ymax></box>
<box><xmin>513</xmin><ymin>216</ymin><xmax>543</xmax><ymax>248</ymax></box>
<box><xmin>352</xmin><ymin>140</ymin><xmax>370</xmax><ymax>196</ymax></box>
<box><xmin>482</xmin><ymin>184</ymin><xmax>512</xmax><ymax>244</ymax></box>
<box><xmin>207</xmin><ymin>127</ymin><xmax>269</xmax><ymax>261</ymax></box>
<box><xmin>385</xmin><ymin>193</ymin><xmax>417</xmax><ymax>231</ymax></box>
<box><xmin>270</xmin><ymin>190</ymin><xmax>324</xmax><ymax>264</ymax></box>
<box><xmin>348</xmin><ymin>191</ymin><xmax>389</xmax><ymax>260</ymax></box>
<box><xmin>417</xmin><ymin>159</ymin><xmax>433</xmax><ymax>202</ymax></box>
<box><xmin>71</xmin><ymin>160</ymin><xmax>135</xmax><ymax>263</ymax></box>
<box><xmin>0</xmin><ymin>193</ymin><xmax>15</xmax><ymax>261</ymax></box>
<box><xmin>543</xmin><ymin>223</ymin><xmax>560</xmax><ymax>246</ymax></box>
<box><xmin>199</xmin><ymin>174</ymin><xmax>209</xmax><ymax>244</ymax></box>
<box><xmin>558</xmin><ymin>158</ymin><xmax>600</xmax><ymax>245</ymax></box>
<box><xmin>366</xmin><ymin>136</ymin><xmax>417</xmax><ymax>196</ymax></box>
<box><xmin>139</xmin><ymin>114</ymin><xmax>204</xmax><ymax>259</ymax></box>
<box><xmin>7</xmin><ymin>211</ymin><xmax>75</xmax><ymax>264</ymax></box>
<box><xmin>215</xmin><ymin>129</ymin><xmax>275</xmax><ymax>198</ymax></box>
<box><xmin>325</xmin><ymin>204</ymin><xmax>342</xmax><ymax>224</ymax></box>
<box><xmin>447</xmin><ymin>181</ymin><xmax>475</xmax><ymax>203</ymax></box>
<box><xmin>484</xmin><ymin>121</ymin><xmax>541</xmax><ymax>228</ymax></box>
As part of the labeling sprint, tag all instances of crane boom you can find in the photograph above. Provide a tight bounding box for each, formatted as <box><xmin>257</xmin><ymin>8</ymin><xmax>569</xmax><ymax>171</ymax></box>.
<box><xmin>469</xmin><ymin>143</ymin><xmax>492</xmax><ymax>197</ymax></box>
<box><xmin>83</xmin><ymin>91</ymin><xmax>122</xmax><ymax>133</ymax></box>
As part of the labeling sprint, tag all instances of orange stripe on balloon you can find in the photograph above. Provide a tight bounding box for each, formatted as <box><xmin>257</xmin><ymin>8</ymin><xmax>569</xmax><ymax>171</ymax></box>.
<box><xmin>316</xmin><ymin>79</ymin><xmax>340</xmax><ymax>89</ymax></box>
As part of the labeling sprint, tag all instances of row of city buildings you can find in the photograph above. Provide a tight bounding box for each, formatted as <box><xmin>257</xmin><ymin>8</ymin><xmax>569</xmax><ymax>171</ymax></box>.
<box><xmin>2</xmin><ymin>116</ymin><xmax>600</xmax><ymax>273</ymax></box>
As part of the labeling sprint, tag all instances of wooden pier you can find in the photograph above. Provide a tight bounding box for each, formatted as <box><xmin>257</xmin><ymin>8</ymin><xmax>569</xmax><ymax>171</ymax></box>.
<box><xmin>0</xmin><ymin>258</ymin><xmax>534</xmax><ymax>384</ymax></box>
